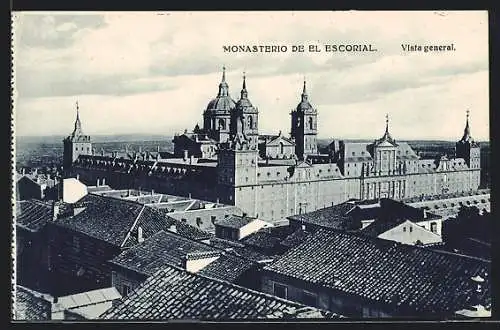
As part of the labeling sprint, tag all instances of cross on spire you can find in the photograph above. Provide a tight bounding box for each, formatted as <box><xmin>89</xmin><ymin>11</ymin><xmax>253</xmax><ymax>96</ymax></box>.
<box><xmin>385</xmin><ymin>113</ymin><xmax>389</xmax><ymax>134</ymax></box>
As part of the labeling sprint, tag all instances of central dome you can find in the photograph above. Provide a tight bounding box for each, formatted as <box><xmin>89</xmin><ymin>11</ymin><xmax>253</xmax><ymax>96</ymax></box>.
<box><xmin>206</xmin><ymin>67</ymin><xmax>236</xmax><ymax>112</ymax></box>
<box><xmin>207</xmin><ymin>95</ymin><xmax>236</xmax><ymax>112</ymax></box>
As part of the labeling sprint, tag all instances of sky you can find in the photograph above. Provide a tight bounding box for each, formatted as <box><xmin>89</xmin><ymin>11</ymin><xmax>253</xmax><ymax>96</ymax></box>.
<box><xmin>12</xmin><ymin>11</ymin><xmax>489</xmax><ymax>141</ymax></box>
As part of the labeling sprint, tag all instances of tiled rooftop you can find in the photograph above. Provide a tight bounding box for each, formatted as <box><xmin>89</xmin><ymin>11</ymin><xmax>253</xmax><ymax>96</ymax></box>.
<box><xmin>110</xmin><ymin>230</ymin><xmax>253</xmax><ymax>282</ymax></box>
<box><xmin>208</xmin><ymin>237</ymin><xmax>271</xmax><ymax>262</ymax></box>
<box><xmin>241</xmin><ymin>226</ymin><xmax>311</xmax><ymax>255</ymax></box>
<box><xmin>14</xmin><ymin>286</ymin><xmax>52</xmax><ymax>321</ymax></box>
<box><xmin>16</xmin><ymin>200</ymin><xmax>53</xmax><ymax>232</ymax></box>
<box><xmin>287</xmin><ymin>202</ymin><xmax>360</xmax><ymax>230</ymax></box>
<box><xmin>215</xmin><ymin>215</ymin><xmax>258</xmax><ymax>229</ymax></box>
<box><xmin>100</xmin><ymin>265</ymin><xmax>340</xmax><ymax>320</ymax></box>
<box><xmin>54</xmin><ymin>194</ymin><xmax>210</xmax><ymax>247</ymax></box>
<box><xmin>264</xmin><ymin>229</ymin><xmax>491</xmax><ymax>315</ymax></box>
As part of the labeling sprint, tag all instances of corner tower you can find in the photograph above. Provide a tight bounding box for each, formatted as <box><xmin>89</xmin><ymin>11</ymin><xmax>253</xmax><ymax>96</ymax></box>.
<box><xmin>291</xmin><ymin>80</ymin><xmax>318</xmax><ymax>160</ymax></box>
<box><xmin>63</xmin><ymin>102</ymin><xmax>92</xmax><ymax>176</ymax></box>
<box><xmin>456</xmin><ymin>110</ymin><xmax>480</xmax><ymax>169</ymax></box>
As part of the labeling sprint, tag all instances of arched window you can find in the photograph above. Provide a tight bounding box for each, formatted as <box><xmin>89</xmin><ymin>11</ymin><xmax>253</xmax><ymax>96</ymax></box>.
<box><xmin>280</xmin><ymin>142</ymin><xmax>284</xmax><ymax>154</ymax></box>
<box><xmin>218</xmin><ymin>119</ymin><xmax>225</xmax><ymax>130</ymax></box>
<box><xmin>248</xmin><ymin>116</ymin><xmax>253</xmax><ymax>129</ymax></box>
<box><xmin>308</xmin><ymin>117</ymin><xmax>313</xmax><ymax>130</ymax></box>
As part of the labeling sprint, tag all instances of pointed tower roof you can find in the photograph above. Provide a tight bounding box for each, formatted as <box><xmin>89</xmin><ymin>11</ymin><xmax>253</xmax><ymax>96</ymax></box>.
<box><xmin>206</xmin><ymin>66</ymin><xmax>236</xmax><ymax>112</ymax></box>
<box><xmin>296</xmin><ymin>78</ymin><xmax>315</xmax><ymax>112</ymax></box>
<box><xmin>236</xmin><ymin>72</ymin><xmax>254</xmax><ymax>108</ymax></box>
<box><xmin>460</xmin><ymin>109</ymin><xmax>474</xmax><ymax>143</ymax></box>
<box><xmin>374</xmin><ymin>114</ymin><xmax>397</xmax><ymax>147</ymax></box>
<box><xmin>72</xmin><ymin>101</ymin><xmax>84</xmax><ymax>137</ymax></box>
<box><xmin>67</xmin><ymin>101</ymin><xmax>91</xmax><ymax>142</ymax></box>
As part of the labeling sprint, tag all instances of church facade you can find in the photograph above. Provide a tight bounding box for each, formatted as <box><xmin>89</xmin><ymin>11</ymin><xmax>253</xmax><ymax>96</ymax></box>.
<box><xmin>65</xmin><ymin>68</ymin><xmax>481</xmax><ymax>223</ymax></box>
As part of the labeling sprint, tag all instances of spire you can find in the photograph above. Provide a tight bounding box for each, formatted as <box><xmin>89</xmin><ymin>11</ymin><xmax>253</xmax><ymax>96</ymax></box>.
<box><xmin>301</xmin><ymin>78</ymin><xmax>308</xmax><ymax>101</ymax></box>
<box><xmin>375</xmin><ymin>113</ymin><xmax>396</xmax><ymax>145</ymax></box>
<box><xmin>241</xmin><ymin>71</ymin><xmax>248</xmax><ymax>99</ymax></box>
<box><xmin>385</xmin><ymin>113</ymin><xmax>389</xmax><ymax>135</ymax></box>
<box><xmin>72</xmin><ymin>101</ymin><xmax>83</xmax><ymax>137</ymax></box>
<box><xmin>461</xmin><ymin>109</ymin><xmax>472</xmax><ymax>142</ymax></box>
<box><xmin>218</xmin><ymin>66</ymin><xmax>229</xmax><ymax>97</ymax></box>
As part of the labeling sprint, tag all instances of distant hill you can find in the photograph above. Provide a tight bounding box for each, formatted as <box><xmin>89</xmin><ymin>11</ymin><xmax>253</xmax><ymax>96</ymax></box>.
<box><xmin>16</xmin><ymin>134</ymin><xmax>173</xmax><ymax>144</ymax></box>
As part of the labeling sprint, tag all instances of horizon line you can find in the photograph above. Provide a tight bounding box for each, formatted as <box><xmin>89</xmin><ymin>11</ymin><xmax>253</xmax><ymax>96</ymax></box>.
<box><xmin>15</xmin><ymin>133</ymin><xmax>491</xmax><ymax>143</ymax></box>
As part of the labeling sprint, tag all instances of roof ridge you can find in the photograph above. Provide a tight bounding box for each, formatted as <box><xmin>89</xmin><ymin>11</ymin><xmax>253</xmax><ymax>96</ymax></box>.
<box><xmin>120</xmin><ymin>204</ymin><xmax>147</xmax><ymax>248</ymax></box>
<box><xmin>155</xmin><ymin>264</ymin><xmax>332</xmax><ymax>313</ymax></box>
<box><xmin>284</xmin><ymin>228</ymin><xmax>491</xmax><ymax>265</ymax></box>
<box><xmin>88</xmin><ymin>192</ymin><xmax>147</xmax><ymax>207</ymax></box>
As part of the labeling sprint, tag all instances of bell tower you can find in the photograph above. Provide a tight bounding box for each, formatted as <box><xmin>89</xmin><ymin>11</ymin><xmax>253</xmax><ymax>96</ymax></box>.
<box><xmin>230</xmin><ymin>73</ymin><xmax>259</xmax><ymax>150</ymax></box>
<box><xmin>63</xmin><ymin>101</ymin><xmax>92</xmax><ymax>176</ymax></box>
<box><xmin>291</xmin><ymin>79</ymin><xmax>318</xmax><ymax>160</ymax></box>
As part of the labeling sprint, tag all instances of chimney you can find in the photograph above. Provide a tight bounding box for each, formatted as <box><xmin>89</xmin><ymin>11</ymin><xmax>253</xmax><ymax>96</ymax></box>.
<box><xmin>183</xmin><ymin>251</ymin><xmax>220</xmax><ymax>273</ymax></box>
<box><xmin>190</xmin><ymin>155</ymin><xmax>194</xmax><ymax>164</ymax></box>
<box><xmin>423</xmin><ymin>209</ymin><xmax>427</xmax><ymax>219</ymax></box>
<box><xmin>52</xmin><ymin>202</ymin><xmax>60</xmax><ymax>220</ymax></box>
<box><xmin>137</xmin><ymin>226</ymin><xmax>144</xmax><ymax>243</ymax></box>
<box><xmin>216</xmin><ymin>198</ymin><xmax>220</xmax><ymax>204</ymax></box>
<box><xmin>157</xmin><ymin>145</ymin><xmax>160</xmax><ymax>153</ymax></box>
<box><xmin>102</xmin><ymin>178</ymin><xmax>106</xmax><ymax>186</ymax></box>
<box><xmin>188</xmin><ymin>193</ymin><xmax>192</xmax><ymax>199</ymax></box>
<box><xmin>183</xmin><ymin>150</ymin><xmax>188</xmax><ymax>161</ymax></box>
<box><xmin>22</xmin><ymin>168</ymin><xmax>25</xmax><ymax>176</ymax></box>
<box><xmin>151</xmin><ymin>189</ymin><xmax>154</xmax><ymax>195</ymax></box>
<box><xmin>168</xmin><ymin>224</ymin><xmax>177</xmax><ymax>233</ymax></box>
<box><xmin>76</xmin><ymin>174</ymin><xmax>80</xmax><ymax>181</ymax></box>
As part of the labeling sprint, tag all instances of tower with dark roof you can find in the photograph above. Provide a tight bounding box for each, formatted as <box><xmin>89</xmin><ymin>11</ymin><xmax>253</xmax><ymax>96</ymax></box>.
<box><xmin>456</xmin><ymin>110</ymin><xmax>481</xmax><ymax>170</ymax></box>
<box><xmin>290</xmin><ymin>80</ymin><xmax>318</xmax><ymax>160</ymax></box>
<box><xmin>217</xmin><ymin>73</ymin><xmax>259</xmax><ymax>216</ymax></box>
<box><xmin>230</xmin><ymin>72</ymin><xmax>259</xmax><ymax>150</ymax></box>
<box><xmin>203</xmin><ymin>67</ymin><xmax>236</xmax><ymax>143</ymax></box>
<box><xmin>63</xmin><ymin>102</ymin><xmax>92</xmax><ymax>176</ymax></box>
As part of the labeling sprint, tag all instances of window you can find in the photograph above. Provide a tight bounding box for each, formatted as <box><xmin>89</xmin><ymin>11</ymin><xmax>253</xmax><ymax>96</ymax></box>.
<box><xmin>273</xmin><ymin>283</ymin><xmax>287</xmax><ymax>299</ymax></box>
<box><xmin>122</xmin><ymin>284</ymin><xmax>130</xmax><ymax>296</ymax></box>
<box><xmin>196</xmin><ymin>217</ymin><xmax>202</xmax><ymax>227</ymax></box>
<box><xmin>403</xmin><ymin>226</ymin><xmax>406</xmax><ymax>232</ymax></box>
<box><xmin>409</xmin><ymin>226</ymin><xmax>413</xmax><ymax>233</ymax></box>
<box><xmin>430</xmin><ymin>222</ymin><xmax>437</xmax><ymax>233</ymax></box>
<box><xmin>308</xmin><ymin>117</ymin><xmax>313</xmax><ymax>130</ymax></box>
<box><xmin>302</xmin><ymin>291</ymin><xmax>318</xmax><ymax>307</ymax></box>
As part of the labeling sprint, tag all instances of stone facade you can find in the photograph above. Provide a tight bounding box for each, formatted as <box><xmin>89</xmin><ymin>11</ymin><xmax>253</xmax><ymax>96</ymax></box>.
<box><xmin>63</xmin><ymin>69</ymin><xmax>481</xmax><ymax>224</ymax></box>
